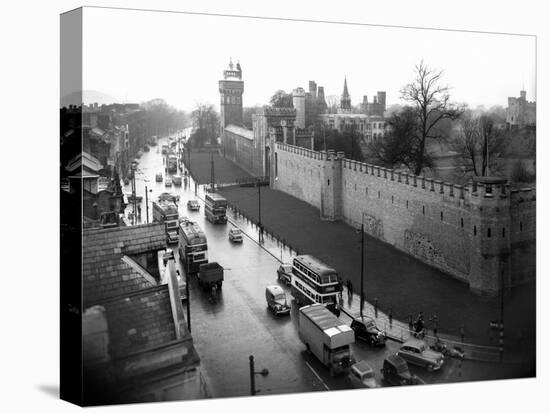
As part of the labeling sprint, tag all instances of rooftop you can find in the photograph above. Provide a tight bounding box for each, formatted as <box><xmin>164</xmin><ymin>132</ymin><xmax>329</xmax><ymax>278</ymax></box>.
<box><xmin>83</xmin><ymin>223</ymin><xmax>167</xmax><ymax>307</ymax></box>
<box><xmin>225</xmin><ymin>124</ymin><xmax>254</xmax><ymax>140</ymax></box>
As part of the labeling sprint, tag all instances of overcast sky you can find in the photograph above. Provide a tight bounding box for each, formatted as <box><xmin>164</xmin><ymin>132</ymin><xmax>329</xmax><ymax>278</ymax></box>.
<box><xmin>80</xmin><ymin>7</ymin><xmax>536</xmax><ymax>112</ymax></box>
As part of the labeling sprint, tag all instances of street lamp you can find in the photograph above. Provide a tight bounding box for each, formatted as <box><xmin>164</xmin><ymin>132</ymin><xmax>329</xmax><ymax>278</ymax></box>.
<box><xmin>145</xmin><ymin>186</ymin><xmax>152</xmax><ymax>224</ymax></box>
<box><xmin>357</xmin><ymin>212</ymin><xmax>367</xmax><ymax>317</ymax></box>
<box><xmin>249</xmin><ymin>355</ymin><xmax>269</xmax><ymax>396</ymax></box>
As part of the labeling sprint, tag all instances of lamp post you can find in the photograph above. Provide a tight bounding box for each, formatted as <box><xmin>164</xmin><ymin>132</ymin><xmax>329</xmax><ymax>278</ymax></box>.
<box><xmin>258</xmin><ymin>178</ymin><xmax>262</xmax><ymax>243</ymax></box>
<box><xmin>360</xmin><ymin>220</ymin><xmax>365</xmax><ymax>317</ymax></box>
<box><xmin>249</xmin><ymin>355</ymin><xmax>269</xmax><ymax>396</ymax></box>
<box><xmin>145</xmin><ymin>186</ymin><xmax>152</xmax><ymax>224</ymax></box>
<box><xmin>130</xmin><ymin>160</ymin><xmax>137</xmax><ymax>225</ymax></box>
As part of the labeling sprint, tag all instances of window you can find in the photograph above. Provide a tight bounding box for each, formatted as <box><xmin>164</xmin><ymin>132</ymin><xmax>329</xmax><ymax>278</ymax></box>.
<box><xmin>461</xmin><ymin>218</ymin><xmax>464</xmax><ymax>228</ymax></box>
<box><xmin>392</xmin><ymin>195</ymin><xmax>394</xmax><ymax>204</ymax></box>
<box><xmin>502</xmin><ymin>228</ymin><xmax>506</xmax><ymax>237</ymax></box>
<box><xmin>441</xmin><ymin>211</ymin><xmax>443</xmax><ymax>221</ymax></box>
<box><xmin>422</xmin><ymin>206</ymin><xmax>425</xmax><ymax>215</ymax></box>
<box><xmin>406</xmin><ymin>200</ymin><xmax>409</xmax><ymax>209</ymax></box>
<box><xmin>366</xmin><ymin>187</ymin><xmax>368</xmax><ymax>196</ymax></box>
<box><xmin>327</xmin><ymin>179</ymin><xmax>330</xmax><ymax>186</ymax></box>
<box><xmin>474</xmin><ymin>225</ymin><xmax>477</xmax><ymax>236</ymax></box>
<box><xmin>378</xmin><ymin>191</ymin><xmax>380</xmax><ymax>199</ymax></box>
<box><xmin>488</xmin><ymin>228</ymin><xmax>491</xmax><ymax>238</ymax></box>
<box><xmin>520</xmin><ymin>222</ymin><xmax>523</xmax><ymax>231</ymax></box>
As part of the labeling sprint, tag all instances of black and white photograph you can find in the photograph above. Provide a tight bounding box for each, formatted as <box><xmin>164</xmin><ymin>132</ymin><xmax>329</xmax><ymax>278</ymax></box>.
<box><xmin>4</xmin><ymin>1</ymin><xmax>547</xmax><ymax>413</ymax></box>
<box><xmin>58</xmin><ymin>4</ymin><xmax>540</xmax><ymax>406</ymax></box>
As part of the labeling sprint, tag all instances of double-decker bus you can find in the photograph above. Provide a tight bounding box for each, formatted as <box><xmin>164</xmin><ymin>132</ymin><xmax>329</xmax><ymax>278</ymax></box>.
<box><xmin>167</xmin><ymin>153</ymin><xmax>178</xmax><ymax>173</ymax></box>
<box><xmin>204</xmin><ymin>193</ymin><xmax>228</xmax><ymax>224</ymax></box>
<box><xmin>290</xmin><ymin>255</ymin><xmax>342</xmax><ymax>315</ymax></box>
<box><xmin>152</xmin><ymin>200</ymin><xmax>179</xmax><ymax>244</ymax></box>
<box><xmin>178</xmin><ymin>221</ymin><xmax>208</xmax><ymax>273</ymax></box>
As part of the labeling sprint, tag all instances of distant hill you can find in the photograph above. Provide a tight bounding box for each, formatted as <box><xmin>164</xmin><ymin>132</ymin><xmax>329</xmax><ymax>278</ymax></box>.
<box><xmin>60</xmin><ymin>90</ymin><xmax>119</xmax><ymax>108</ymax></box>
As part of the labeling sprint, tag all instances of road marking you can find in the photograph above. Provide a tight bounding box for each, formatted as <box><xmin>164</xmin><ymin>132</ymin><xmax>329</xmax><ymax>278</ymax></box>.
<box><xmin>305</xmin><ymin>361</ymin><xmax>330</xmax><ymax>391</ymax></box>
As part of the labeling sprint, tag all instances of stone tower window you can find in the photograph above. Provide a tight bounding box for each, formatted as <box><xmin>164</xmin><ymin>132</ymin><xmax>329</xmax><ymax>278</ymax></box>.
<box><xmin>474</xmin><ymin>225</ymin><xmax>477</xmax><ymax>236</ymax></box>
<box><xmin>487</xmin><ymin>228</ymin><xmax>491</xmax><ymax>238</ymax></box>
<box><xmin>327</xmin><ymin>179</ymin><xmax>330</xmax><ymax>186</ymax></box>
<box><xmin>422</xmin><ymin>206</ymin><xmax>425</xmax><ymax>215</ymax></box>
<box><xmin>520</xmin><ymin>222</ymin><xmax>523</xmax><ymax>231</ymax></box>
<box><xmin>461</xmin><ymin>218</ymin><xmax>464</xmax><ymax>228</ymax></box>
<box><xmin>392</xmin><ymin>195</ymin><xmax>394</xmax><ymax>204</ymax></box>
<box><xmin>406</xmin><ymin>200</ymin><xmax>409</xmax><ymax>209</ymax></box>
<box><xmin>378</xmin><ymin>191</ymin><xmax>381</xmax><ymax>199</ymax></box>
<box><xmin>440</xmin><ymin>211</ymin><xmax>443</xmax><ymax>221</ymax></box>
<box><xmin>502</xmin><ymin>228</ymin><xmax>506</xmax><ymax>238</ymax></box>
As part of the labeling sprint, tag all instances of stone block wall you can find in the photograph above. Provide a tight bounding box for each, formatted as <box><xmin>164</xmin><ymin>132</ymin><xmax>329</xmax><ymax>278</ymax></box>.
<box><xmin>272</xmin><ymin>142</ymin><xmax>536</xmax><ymax>294</ymax></box>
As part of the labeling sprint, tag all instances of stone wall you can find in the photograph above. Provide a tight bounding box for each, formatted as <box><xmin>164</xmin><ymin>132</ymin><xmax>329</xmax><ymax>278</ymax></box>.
<box><xmin>273</xmin><ymin>142</ymin><xmax>536</xmax><ymax>294</ymax></box>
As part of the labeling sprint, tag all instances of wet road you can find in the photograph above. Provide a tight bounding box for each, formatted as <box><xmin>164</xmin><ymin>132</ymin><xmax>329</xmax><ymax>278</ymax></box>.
<box><xmin>123</xmin><ymin>137</ymin><xmax>530</xmax><ymax>398</ymax></box>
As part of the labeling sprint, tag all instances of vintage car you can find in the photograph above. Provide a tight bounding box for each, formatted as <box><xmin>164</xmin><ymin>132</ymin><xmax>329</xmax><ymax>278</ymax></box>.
<box><xmin>276</xmin><ymin>264</ymin><xmax>293</xmax><ymax>285</ymax></box>
<box><xmin>228</xmin><ymin>228</ymin><xmax>243</xmax><ymax>243</ymax></box>
<box><xmin>265</xmin><ymin>285</ymin><xmax>290</xmax><ymax>315</ymax></box>
<box><xmin>172</xmin><ymin>175</ymin><xmax>182</xmax><ymax>186</ymax></box>
<box><xmin>158</xmin><ymin>192</ymin><xmax>179</xmax><ymax>202</ymax></box>
<box><xmin>397</xmin><ymin>339</ymin><xmax>445</xmax><ymax>371</ymax></box>
<box><xmin>350</xmin><ymin>316</ymin><xmax>386</xmax><ymax>346</ymax></box>
<box><xmin>348</xmin><ymin>360</ymin><xmax>378</xmax><ymax>388</ymax></box>
<box><xmin>164</xmin><ymin>177</ymin><xmax>172</xmax><ymax>187</ymax></box>
<box><xmin>187</xmin><ymin>199</ymin><xmax>200</xmax><ymax>211</ymax></box>
<box><xmin>381</xmin><ymin>355</ymin><xmax>425</xmax><ymax>386</ymax></box>
<box><xmin>155</xmin><ymin>173</ymin><xmax>163</xmax><ymax>182</ymax></box>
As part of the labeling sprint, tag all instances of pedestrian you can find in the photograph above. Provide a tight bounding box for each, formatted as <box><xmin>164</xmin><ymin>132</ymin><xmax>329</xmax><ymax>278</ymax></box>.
<box><xmin>137</xmin><ymin>205</ymin><xmax>141</xmax><ymax>220</ymax></box>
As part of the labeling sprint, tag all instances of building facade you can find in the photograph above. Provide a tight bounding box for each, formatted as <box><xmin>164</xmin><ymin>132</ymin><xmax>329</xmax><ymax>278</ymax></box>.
<box><xmin>506</xmin><ymin>90</ymin><xmax>536</xmax><ymax>128</ymax></box>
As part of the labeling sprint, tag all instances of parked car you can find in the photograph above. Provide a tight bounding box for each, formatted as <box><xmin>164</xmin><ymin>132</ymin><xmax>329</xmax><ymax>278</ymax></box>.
<box><xmin>276</xmin><ymin>264</ymin><xmax>293</xmax><ymax>285</ymax></box>
<box><xmin>265</xmin><ymin>285</ymin><xmax>290</xmax><ymax>315</ymax></box>
<box><xmin>348</xmin><ymin>360</ymin><xmax>378</xmax><ymax>388</ymax></box>
<box><xmin>155</xmin><ymin>173</ymin><xmax>163</xmax><ymax>182</ymax></box>
<box><xmin>228</xmin><ymin>228</ymin><xmax>243</xmax><ymax>243</ymax></box>
<box><xmin>179</xmin><ymin>216</ymin><xmax>189</xmax><ymax>226</ymax></box>
<box><xmin>397</xmin><ymin>339</ymin><xmax>445</xmax><ymax>371</ymax></box>
<box><xmin>381</xmin><ymin>355</ymin><xmax>425</xmax><ymax>386</ymax></box>
<box><xmin>350</xmin><ymin>316</ymin><xmax>386</xmax><ymax>346</ymax></box>
<box><xmin>165</xmin><ymin>177</ymin><xmax>172</xmax><ymax>187</ymax></box>
<box><xmin>187</xmin><ymin>199</ymin><xmax>200</xmax><ymax>211</ymax></box>
<box><xmin>172</xmin><ymin>175</ymin><xmax>182</xmax><ymax>186</ymax></box>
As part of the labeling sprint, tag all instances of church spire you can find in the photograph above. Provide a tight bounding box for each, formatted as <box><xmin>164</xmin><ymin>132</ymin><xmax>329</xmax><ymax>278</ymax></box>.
<box><xmin>342</xmin><ymin>76</ymin><xmax>350</xmax><ymax>98</ymax></box>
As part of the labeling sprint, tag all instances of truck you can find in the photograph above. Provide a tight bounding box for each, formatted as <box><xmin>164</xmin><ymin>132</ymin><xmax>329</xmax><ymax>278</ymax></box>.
<box><xmin>152</xmin><ymin>199</ymin><xmax>179</xmax><ymax>244</ymax></box>
<box><xmin>298</xmin><ymin>304</ymin><xmax>355</xmax><ymax>376</ymax></box>
<box><xmin>204</xmin><ymin>192</ymin><xmax>228</xmax><ymax>224</ymax></box>
<box><xmin>157</xmin><ymin>249</ymin><xmax>186</xmax><ymax>302</ymax></box>
<box><xmin>198</xmin><ymin>262</ymin><xmax>224</xmax><ymax>290</ymax></box>
<box><xmin>178</xmin><ymin>220</ymin><xmax>208</xmax><ymax>274</ymax></box>
<box><xmin>167</xmin><ymin>153</ymin><xmax>178</xmax><ymax>173</ymax></box>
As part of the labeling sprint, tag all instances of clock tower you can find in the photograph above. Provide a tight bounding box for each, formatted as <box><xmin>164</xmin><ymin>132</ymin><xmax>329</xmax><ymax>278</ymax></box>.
<box><xmin>219</xmin><ymin>58</ymin><xmax>244</xmax><ymax>135</ymax></box>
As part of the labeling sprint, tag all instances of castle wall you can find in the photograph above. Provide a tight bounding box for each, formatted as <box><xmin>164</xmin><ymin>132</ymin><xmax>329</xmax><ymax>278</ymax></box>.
<box><xmin>510</xmin><ymin>189</ymin><xmax>536</xmax><ymax>285</ymax></box>
<box><xmin>273</xmin><ymin>142</ymin><xmax>536</xmax><ymax>294</ymax></box>
<box><xmin>223</xmin><ymin>128</ymin><xmax>258</xmax><ymax>177</ymax></box>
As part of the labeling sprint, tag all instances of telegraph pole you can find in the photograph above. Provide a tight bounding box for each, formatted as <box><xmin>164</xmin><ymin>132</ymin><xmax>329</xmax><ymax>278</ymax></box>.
<box><xmin>258</xmin><ymin>179</ymin><xmax>262</xmax><ymax>242</ymax></box>
<box><xmin>499</xmin><ymin>270</ymin><xmax>505</xmax><ymax>361</ymax></box>
<box><xmin>145</xmin><ymin>186</ymin><xmax>149</xmax><ymax>224</ymax></box>
<box><xmin>210</xmin><ymin>151</ymin><xmax>215</xmax><ymax>192</ymax></box>
<box><xmin>360</xmin><ymin>221</ymin><xmax>365</xmax><ymax>317</ymax></box>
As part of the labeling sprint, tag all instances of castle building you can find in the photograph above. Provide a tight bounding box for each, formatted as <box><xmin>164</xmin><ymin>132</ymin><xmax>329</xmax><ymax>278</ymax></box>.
<box><xmin>506</xmin><ymin>90</ymin><xmax>536</xmax><ymax>128</ymax></box>
<box><xmin>220</xmin><ymin>59</ymin><xmax>314</xmax><ymax>178</ymax></box>
<box><xmin>361</xmin><ymin>91</ymin><xmax>386</xmax><ymax>117</ymax></box>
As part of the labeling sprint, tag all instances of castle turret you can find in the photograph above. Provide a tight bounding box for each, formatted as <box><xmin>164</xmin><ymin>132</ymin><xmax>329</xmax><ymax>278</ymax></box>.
<box><xmin>468</xmin><ymin>176</ymin><xmax>511</xmax><ymax>295</ymax></box>
<box><xmin>219</xmin><ymin>58</ymin><xmax>244</xmax><ymax>134</ymax></box>
<box><xmin>292</xmin><ymin>87</ymin><xmax>306</xmax><ymax>129</ymax></box>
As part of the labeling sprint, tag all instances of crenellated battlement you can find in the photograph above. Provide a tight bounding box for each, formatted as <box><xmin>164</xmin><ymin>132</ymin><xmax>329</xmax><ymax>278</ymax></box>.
<box><xmin>256</xmin><ymin>106</ymin><xmax>297</xmax><ymax>117</ymax></box>
<box><xmin>272</xmin><ymin>142</ymin><xmax>535</xmax><ymax>294</ymax></box>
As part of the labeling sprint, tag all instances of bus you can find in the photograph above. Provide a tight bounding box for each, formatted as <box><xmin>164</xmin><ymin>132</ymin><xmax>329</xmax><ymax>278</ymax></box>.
<box><xmin>290</xmin><ymin>255</ymin><xmax>342</xmax><ymax>315</ymax></box>
<box><xmin>152</xmin><ymin>200</ymin><xmax>179</xmax><ymax>244</ymax></box>
<box><xmin>167</xmin><ymin>153</ymin><xmax>178</xmax><ymax>173</ymax></box>
<box><xmin>178</xmin><ymin>221</ymin><xmax>208</xmax><ymax>273</ymax></box>
<box><xmin>204</xmin><ymin>193</ymin><xmax>228</xmax><ymax>224</ymax></box>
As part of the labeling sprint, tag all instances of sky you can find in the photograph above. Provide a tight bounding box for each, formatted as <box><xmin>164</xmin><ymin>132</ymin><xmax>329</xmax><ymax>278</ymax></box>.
<box><xmin>78</xmin><ymin>7</ymin><xmax>536</xmax><ymax>112</ymax></box>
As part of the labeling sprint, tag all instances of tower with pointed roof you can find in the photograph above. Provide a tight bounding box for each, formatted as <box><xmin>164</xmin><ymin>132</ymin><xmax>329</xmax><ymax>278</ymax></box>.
<box><xmin>339</xmin><ymin>77</ymin><xmax>352</xmax><ymax>113</ymax></box>
<box><xmin>219</xmin><ymin>58</ymin><xmax>244</xmax><ymax>134</ymax></box>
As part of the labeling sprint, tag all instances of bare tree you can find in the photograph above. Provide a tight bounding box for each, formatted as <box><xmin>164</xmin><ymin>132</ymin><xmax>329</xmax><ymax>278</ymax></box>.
<box><xmin>401</xmin><ymin>61</ymin><xmax>464</xmax><ymax>175</ymax></box>
<box><xmin>325</xmin><ymin>95</ymin><xmax>340</xmax><ymax>114</ymax></box>
<box><xmin>456</xmin><ymin>111</ymin><xmax>504</xmax><ymax>177</ymax></box>
<box><xmin>191</xmin><ymin>102</ymin><xmax>219</xmax><ymax>147</ymax></box>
